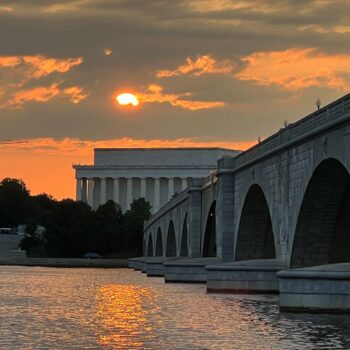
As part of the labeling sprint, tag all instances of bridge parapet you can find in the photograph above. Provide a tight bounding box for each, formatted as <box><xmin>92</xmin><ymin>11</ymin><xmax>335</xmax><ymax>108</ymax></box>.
<box><xmin>144</xmin><ymin>178</ymin><xmax>203</xmax><ymax>231</ymax></box>
<box><xmin>234</xmin><ymin>94</ymin><xmax>350</xmax><ymax>170</ymax></box>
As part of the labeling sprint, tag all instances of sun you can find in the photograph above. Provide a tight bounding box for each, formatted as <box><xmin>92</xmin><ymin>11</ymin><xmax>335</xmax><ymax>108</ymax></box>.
<box><xmin>116</xmin><ymin>93</ymin><xmax>139</xmax><ymax>107</ymax></box>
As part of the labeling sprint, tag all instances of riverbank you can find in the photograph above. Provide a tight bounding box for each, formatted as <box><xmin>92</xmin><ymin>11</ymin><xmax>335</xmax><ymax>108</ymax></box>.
<box><xmin>0</xmin><ymin>257</ymin><xmax>128</xmax><ymax>268</ymax></box>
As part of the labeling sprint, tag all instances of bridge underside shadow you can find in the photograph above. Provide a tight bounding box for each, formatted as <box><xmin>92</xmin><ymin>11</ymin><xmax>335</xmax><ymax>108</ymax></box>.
<box><xmin>166</xmin><ymin>221</ymin><xmax>177</xmax><ymax>257</ymax></box>
<box><xmin>155</xmin><ymin>228</ymin><xmax>163</xmax><ymax>257</ymax></box>
<box><xmin>280</xmin><ymin>158</ymin><xmax>350</xmax><ymax>313</ymax></box>
<box><xmin>291</xmin><ymin>158</ymin><xmax>350</xmax><ymax>268</ymax></box>
<box><xmin>163</xmin><ymin>203</ymin><xmax>219</xmax><ymax>284</ymax></box>
<box><xmin>202</xmin><ymin>201</ymin><xmax>216</xmax><ymax>257</ymax></box>
<box><xmin>180</xmin><ymin>214</ymin><xmax>188</xmax><ymax>257</ymax></box>
<box><xmin>207</xmin><ymin>184</ymin><xmax>285</xmax><ymax>294</ymax></box>
<box><xmin>147</xmin><ymin>235</ymin><xmax>153</xmax><ymax>257</ymax></box>
<box><xmin>235</xmin><ymin>184</ymin><xmax>276</xmax><ymax>261</ymax></box>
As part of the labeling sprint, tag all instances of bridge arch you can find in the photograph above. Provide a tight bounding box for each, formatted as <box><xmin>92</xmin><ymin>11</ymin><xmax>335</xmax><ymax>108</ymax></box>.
<box><xmin>166</xmin><ymin>220</ymin><xmax>177</xmax><ymax>257</ymax></box>
<box><xmin>146</xmin><ymin>233</ymin><xmax>153</xmax><ymax>256</ymax></box>
<box><xmin>202</xmin><ymin>201</ymin><xmax>216</xmax><ymax>257</ymax></box>
<box><xmin>235</xmin><ymin>184</ymin><xmax>276</xmax><ymax>261</ymax></box>
<box><xmin>291</xmin><ymin>158</ymin><xmax>350</xmax><ymax>267</ymax></box>
<box><xmin>180</xmin><ymin>214</ymin><xmax>188</xmax><ymax>257</ymax></box>
<box><xmin>155</xmin><ymin>228</ymin><xmax>163</xmax><ymax>257</ymax></box>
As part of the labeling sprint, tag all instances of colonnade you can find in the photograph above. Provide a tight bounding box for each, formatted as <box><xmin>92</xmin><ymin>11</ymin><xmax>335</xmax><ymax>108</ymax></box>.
<box><xmin>76</xmin><ymin>176</ymin><xmax>189</xmax><ymax>212</ymax></box>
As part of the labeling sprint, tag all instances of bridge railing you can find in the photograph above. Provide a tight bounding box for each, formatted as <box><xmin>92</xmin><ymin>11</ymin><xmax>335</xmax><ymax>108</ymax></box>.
<box><xmin>144</xmin><ymin>188</ymin><xmax>190</xmax><ymax>230</ymax></box>
<box><xmin>235</xmin><ymin>93</ymin><xmax>350</xmax><ymax>168</ymax></box>
<box><xmin>203</xmin><ymin>169</ymin><xmax>218</xmax><ymax>187</ymax></box>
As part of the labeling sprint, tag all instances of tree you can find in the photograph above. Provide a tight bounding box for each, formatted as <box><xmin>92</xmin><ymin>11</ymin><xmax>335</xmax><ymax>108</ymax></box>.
<box><xmin>20</xmin><ymin>220</ymin><xmax>42</xmax><ymax>251</ymax></box>
<box><xmin>28</xmin><ymin>193</ymin><xmax>57</xmax><ymax>223</ymax></box>
<box><xmin>43</xmin><ymin>199</ymin><xmax>94</xmax><ymax>257</ymax></box>
<box><xmin>93</xmin><ymin>200</ymin><xmax>123</xmax><ymax>254</ymax></box>
<box><xmin>0</xmin><ymin>178</ymin><xmax>30</xmax><ymax>227</ymax></box>
<box><xmin>123</xmin><ymin>198</ymin><xmax>151</xmax><ymax>256</ymax></box>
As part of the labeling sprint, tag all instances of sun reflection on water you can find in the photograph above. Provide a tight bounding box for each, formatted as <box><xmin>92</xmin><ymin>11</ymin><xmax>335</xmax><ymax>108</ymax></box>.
<box><xmin>95</xmin><ymin>284</ymin><xmax>159</xmax><ymax>349</ymax></box>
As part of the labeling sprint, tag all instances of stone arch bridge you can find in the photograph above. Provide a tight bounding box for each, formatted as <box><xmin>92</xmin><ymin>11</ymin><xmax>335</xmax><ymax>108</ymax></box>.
<box><xmin>138</xmin><ymin>93</ymin><xmax>350</xmax><ymax>312</ymax></box>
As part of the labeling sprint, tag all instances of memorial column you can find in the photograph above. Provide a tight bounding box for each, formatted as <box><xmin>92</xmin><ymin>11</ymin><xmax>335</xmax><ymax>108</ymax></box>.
<box><xmin>87</xmin><ymin>178</ymin><xmax>94</xmax><ymax>207</ymax></box>
<box><xmin>181</xmin><ymin>178</ymin><xmax>188</xmax><ymax>191</ymax></box>
<box><xmin>168</xmin><ymin>177</ymin><xmax>174</xmax><ymax>201</ymax></box>
<box><xmin>126</xmin><ymin>177</ymin><xmax>133</xmax><ymax>210</ymax></box>
<box><xmin>154</xmin><ymin>178</ymin><xmax>160</xmax><ymax>213</ymax></box>
<box><xmin>81</xmin><ymin>178</ymin><xmax>87</xmax><ymax>203</ymax></box>
<box><xmin>100</xmin><ymin>178</ymin><xmax>106</xmax><ymax>205</ymax></box>
<box><xmin>76</xmin><ymin>178</ymin><xmax>82</xmax><ymax>201</ymax></box>
<box><xmin>140</xmin><ymin>178</ymin><xmax>147</xmax><ymax>198</ymax></box>
<box><xmin>113</xmin><ymin>178</ymin><xmax>120</xmax><ymax>204</ymax></box>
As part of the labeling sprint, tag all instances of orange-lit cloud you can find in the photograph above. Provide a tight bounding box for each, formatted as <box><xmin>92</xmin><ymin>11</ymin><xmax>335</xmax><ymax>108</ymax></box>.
<box><xmin>0</xmin><ymin>54</ymin><xmax>85</xmax><ymax>108</ymax></box>
<box><xmin>137</xmin><ymin>84</ymin><xmax>225</xmax><ymax>110</ymax></box>
<box><xmin>157</xmin><ymin>49</ymin><xmax>350</xmax><ymax>92</ymax></box>
<box><xmin>299</xmin><ymin>24</ymin><xmax>350</xmax><ymax>34</ymax></box>
<box><xmin>63</xmin><ymin>86</ymin><xmax>88</xmax><ymax>104</ymax></box>
<box><xmin>3</xmin><ymin>84</ymin><xmax>87</xmax><ymax>108</ymax></box>
<box><xmin>1</xmin><ymin>137</ymin><xmax>254</xmax><ymax>156</ymax></box>
<box><xmin>156</xmin><ymin>55</ymin><xmax>235</xmax><ymax>78</ymax></box>
<box><xmin>0</xmin><ymin>55</ymin><xmax>83</xmax><ymax>79</ymax></box>
<box><xmin>236</xmin><ymin>48</ymin><xmax>350</xmax><ymax>91</ymax></box>
<box><xmin>0</xmin><ymin>5</ymin><xmax>12</xmax><ymax>12</ymax></box>
<box><xmin>0</xmin><ymin>137</ymin><xmax>255</xmax><ymax>199</ymax></box>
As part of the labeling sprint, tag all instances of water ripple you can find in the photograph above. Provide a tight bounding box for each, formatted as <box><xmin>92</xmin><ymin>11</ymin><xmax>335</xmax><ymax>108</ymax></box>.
<box><xmin>0</xmin><ymin>267</ymin><xmax>349</xmax><ymax>349</ymax></box>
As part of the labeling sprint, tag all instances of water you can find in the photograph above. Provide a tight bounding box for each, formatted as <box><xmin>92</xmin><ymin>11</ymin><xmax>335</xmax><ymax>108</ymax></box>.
<box><xmin>0</xmin><ymin>267</ymin><xmax>349</xmax><ymax>350</ymax></box>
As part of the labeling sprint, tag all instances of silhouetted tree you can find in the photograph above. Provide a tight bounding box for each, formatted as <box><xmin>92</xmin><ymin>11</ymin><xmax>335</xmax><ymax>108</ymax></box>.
<box><xmin>0</xmin><ymin>178</ymin><xmax>30</xmax><ymax>227</ymax></box>
<box><xmin>123</xmin><ymin>198</ymin><xmax>151</xmax><ymax>256</ymax></box>
<box><xmin>20</xmin><ymin>220</ymin><xmax>42</xmax><ymax>251</ymax></box>
<box><xmin>28</xmin><ymin>193</ymin><xmax>57</xmax><ymax>223</ymax></box>
<box><xmin>93</xmin><ymin>200</ymin><xmax>123</xmax><ymax>254</ymax></box>
<box><xmin>43</xmin><ymin>199</ymin><xmax>94</xmax><ymax>257</ymax></box>
<box><xmin>0</xmin><ymin>177</ymin><xmax>153</xmax><ymax>258</ymax></box>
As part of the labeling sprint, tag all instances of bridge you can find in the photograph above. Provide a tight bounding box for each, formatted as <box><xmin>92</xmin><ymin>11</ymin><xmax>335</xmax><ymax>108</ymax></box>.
<box><xmin>130</xmin><ymin>93</ymin><xmax>350</xmax><ymax>313</ymax></box>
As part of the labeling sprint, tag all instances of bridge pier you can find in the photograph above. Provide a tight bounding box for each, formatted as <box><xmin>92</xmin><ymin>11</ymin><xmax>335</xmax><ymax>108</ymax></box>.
<box><xmin>127</xmin><ymin>256</ymin><xmax>146</xmax><ymax>271</ymax></box>
<box><xmin>206</xmin><ymin>259</ymin><xmax>287</xmax><ymax>293</ymax></box>
<box><xmin>164</xmin><ymin>257</ymin><xmax>219</xmax><ymax>283</ymax></box>
<box><xmin>145</xmin><ymin>257</ymin><xmax>180</xmax><ymax>277</ymax></box>
<box><xmin>278</xmin><ymin>263</ymin><xmax>350</xmax><ymax>313</ymax></box>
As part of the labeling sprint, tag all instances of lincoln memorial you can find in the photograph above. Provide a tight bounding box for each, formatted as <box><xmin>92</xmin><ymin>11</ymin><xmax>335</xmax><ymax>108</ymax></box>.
<box><xmin>73</xmin><ymin>148</ymin><xmax>237</xmax><ymax>212</ymax></box>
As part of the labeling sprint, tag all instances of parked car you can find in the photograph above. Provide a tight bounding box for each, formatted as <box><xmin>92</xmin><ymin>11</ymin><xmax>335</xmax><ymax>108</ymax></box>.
<box><xmin>0</xmin><ymin>228</ymin><xmax>16</xmax><ymax>234</ymax></box>
<box><xmin>84</xmin><ymin>252</ymin><xmax>102</xmax><ymax>259</ymax></box>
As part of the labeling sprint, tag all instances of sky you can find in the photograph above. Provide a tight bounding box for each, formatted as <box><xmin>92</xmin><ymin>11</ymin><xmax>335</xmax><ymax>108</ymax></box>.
<box><xmin>0</xmin><ymin>0</ymin><xmax>350</xmax><ymax>199</ymax></box>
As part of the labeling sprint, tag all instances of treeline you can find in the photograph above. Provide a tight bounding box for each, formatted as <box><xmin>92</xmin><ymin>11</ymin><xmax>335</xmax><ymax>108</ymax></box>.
<box><xmin>0</xmin><ymin>178</ymin><xmax>151</xmax><ymax>258</ymax></box>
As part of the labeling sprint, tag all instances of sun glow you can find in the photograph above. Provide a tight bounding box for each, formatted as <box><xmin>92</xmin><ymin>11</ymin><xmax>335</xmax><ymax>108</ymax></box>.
<box><xmin>116</xmin><ymin>93</ymin><xmax>139</xmax><ymax>106</ymax></box>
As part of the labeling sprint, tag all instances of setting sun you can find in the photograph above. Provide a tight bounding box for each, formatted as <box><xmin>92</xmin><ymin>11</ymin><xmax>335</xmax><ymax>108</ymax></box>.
<box><xmin>116</xmin><ymin>93</ymin><xmax>139</xmax><ymax>106</ymax></box>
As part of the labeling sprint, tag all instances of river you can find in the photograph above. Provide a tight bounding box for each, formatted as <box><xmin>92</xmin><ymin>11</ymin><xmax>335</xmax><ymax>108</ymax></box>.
<box><xmin>0</xmin><ymin>266</ymin><xmax>349</xmax><ymax>350</ymax></box>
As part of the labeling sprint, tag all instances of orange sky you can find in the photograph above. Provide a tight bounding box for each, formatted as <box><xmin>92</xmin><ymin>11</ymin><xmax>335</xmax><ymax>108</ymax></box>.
<box><xmin>0</xmin><ymin>138</ymin><xmax>255</xmax><ymax>199</ymax></box>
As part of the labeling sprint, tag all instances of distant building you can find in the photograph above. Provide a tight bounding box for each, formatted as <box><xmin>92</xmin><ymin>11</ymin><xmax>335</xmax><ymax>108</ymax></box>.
<box><xmin>73</xmin><ymin>148</ymin><xmax>238</xmax><ymax>212</ymax></box>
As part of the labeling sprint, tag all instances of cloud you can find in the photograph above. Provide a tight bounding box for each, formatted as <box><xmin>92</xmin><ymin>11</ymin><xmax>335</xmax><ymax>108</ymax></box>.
<box><xmin>0</xmin><ymin>54</ymin><xmax>85</xmax><ymax>108</ymax></box>
<box><xmin>4</xmin><ymin>84</ymin><xmax>88</xmax><ymax>108</ymax></box>
<box><xmin>156</xmin><ymin>55</ymin><xmax>235</xmax><ymax>78</ymax></box>
<box><xmin>299</xmin><ymin>24</ymin><xmax>350</xmax><ymax>34</ymax></box>
<box><xmin>0</xmin><ymin>55</ymin><xmax>83</xmax><ymax>80</ymax></box>
<box><xmin>63</xmin><ymin>86</ymin><xmax>88</xmax><ymax>104</ymax></box>
<box><xmin>0</xmin><ymin>5</ymin><xmax>12</xmax><ymax>12</ymax></box>
<box><xmin>136</xmin><ymin>84</ymin><xmax>226</xmax><ymax>110</ymax></box>
<box><xmin>155</xmin><ymin>49</ymin><xmax>350</xmax><ymax>92</ymax></box>
<box><xmin>236</xmin><ymin>48</ymin><xmax>350</xmax><ymax>90</ymax></box>
<box><xmin>8</xmin><ymin>84</ymin><xmax>61</xmax><ymax>106</ymax></box>
<box><xmin>1</xmin><ymin>137</ymin><xmax>255</xmax><ymax>156</ymax></box>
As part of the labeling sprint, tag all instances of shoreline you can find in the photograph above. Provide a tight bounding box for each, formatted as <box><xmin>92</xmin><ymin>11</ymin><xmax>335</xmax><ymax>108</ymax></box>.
<box><xmin>0</xmin><ymin>257</ymin><xmax>129</xmax><ymax>268</ymax></box>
